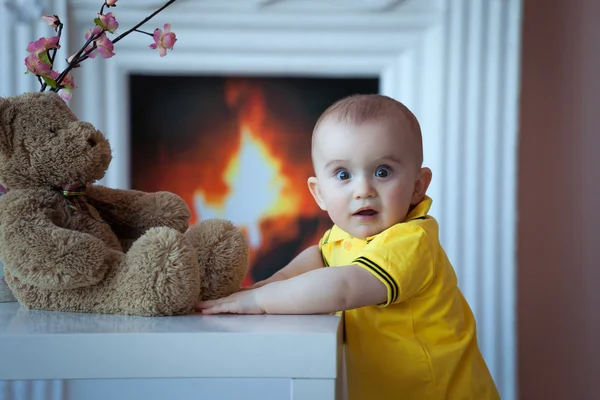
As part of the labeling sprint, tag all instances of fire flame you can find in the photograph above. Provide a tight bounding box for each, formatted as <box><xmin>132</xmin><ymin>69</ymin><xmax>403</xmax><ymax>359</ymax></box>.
<box><xmin>193</xmin><ymin>123</ymin><xmax>301</xmax><ymax>249</ymax></box>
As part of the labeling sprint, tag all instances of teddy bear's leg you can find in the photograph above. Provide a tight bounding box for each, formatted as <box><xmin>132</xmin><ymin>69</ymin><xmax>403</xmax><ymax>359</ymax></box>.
<box><xmin>117</xmin><ymin>227</ymin><xmax>200</xmax><ymax>316</ymax></box>
<box><xmin>185</xmin><ymin>219</ymin><xmax>249</xmax><ymax>301</ymax></box>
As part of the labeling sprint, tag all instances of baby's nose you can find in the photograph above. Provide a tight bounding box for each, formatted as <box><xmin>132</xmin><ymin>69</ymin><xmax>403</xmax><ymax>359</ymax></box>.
<box><xmin>354</xmin><ymin>178</ymin><xmax>376</xmax><ymax>198</ymax></box>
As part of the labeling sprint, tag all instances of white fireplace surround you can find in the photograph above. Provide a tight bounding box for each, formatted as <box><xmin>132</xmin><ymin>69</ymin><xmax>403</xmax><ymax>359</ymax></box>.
<box><xmin>1</xmin><ymin>1</ymin><xmax>522</xmax><ymax>399</ymax></box>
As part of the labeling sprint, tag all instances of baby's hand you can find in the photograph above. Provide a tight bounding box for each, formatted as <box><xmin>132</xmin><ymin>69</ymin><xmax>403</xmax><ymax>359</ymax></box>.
<box><xmin>195</xmin><ymin>289</ymin><xmax>266</xmax><ymax>315</ymax></box>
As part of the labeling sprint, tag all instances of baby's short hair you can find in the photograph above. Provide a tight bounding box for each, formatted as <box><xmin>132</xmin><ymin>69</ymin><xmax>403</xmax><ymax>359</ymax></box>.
<box><xmin>313</xmin><ymin>94</ymin><xmax>423</xmax><ymax>165</ymax></box>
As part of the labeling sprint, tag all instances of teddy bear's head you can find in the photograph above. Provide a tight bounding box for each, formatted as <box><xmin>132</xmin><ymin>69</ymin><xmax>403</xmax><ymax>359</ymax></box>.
<box><xmin>0</xmin><ymin>92</ymin><xmax>112</xmax><ymax>191</ymax></box>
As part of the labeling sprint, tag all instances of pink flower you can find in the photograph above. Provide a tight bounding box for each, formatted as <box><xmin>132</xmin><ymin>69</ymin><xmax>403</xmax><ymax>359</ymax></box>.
<box><xmin>94</xmin><ymin>33</ymin><xmax>115</xmax><ymax>58</ymax></box>
<box><xmin>97</xmin><ymin>12</ymin><xmax>118</xmax><ymax>33</ymax></box>
<box><xmin>24</xmin><ymin>54</ymin><xmax>59</xmax><ymax>78</ymax></box>
<box><xmin>85</xmin><ymin>26</ymin><xmax>102</xmax><ymax>58</ymax></box>
<box><xmin>106</xmin><ymin>0</ymin><xmax>118</xmax><ymax>6</ymax></box>
<box><xmin>61</xmin><ymin>74</ymin><xmax>77</xmax><ymax>90</ymax></box>
<box><xmin>41</xmin><ymin>15</ymin><xmax>60</xmax><ymax>29</ymax></box>
<box><xmin>84</xmin><ymin>28</ymin><xmax>114</xmax><ymax>59</ymax></box>
<box><xmin>149</xmin><ymin>24</ymin><xmax>177</xmax><ymax>57</ymax></box>
<box><xmin>58</xmin><ymin>74</ymin><xmax>77</xmax><ymax>101</ymax></box>
<box><xmin>59</xmin><ymin>89</ymin><xmax>72</xmax><ymax>101</ymax></box>
<box><xmin>84</xmin><ymin>28</ymin><xmax>99</xmax><ymax>58</ymax></box>
<box><xmin>26</xmin><ymin>36</ymin><xmax>60</xmax><ymax>54</ymax></box>
<box><xmin>85</xmin><ymin>26</ymin><xmax>104</xmax><ymax>41</ymax></box>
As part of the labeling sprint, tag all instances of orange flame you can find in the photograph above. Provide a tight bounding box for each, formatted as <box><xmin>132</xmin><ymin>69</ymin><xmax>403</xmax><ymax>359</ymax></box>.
<box><xmin>193</xmin><ymin>123</ymin><xmax>301</xmax><ymax>248</ymax></box>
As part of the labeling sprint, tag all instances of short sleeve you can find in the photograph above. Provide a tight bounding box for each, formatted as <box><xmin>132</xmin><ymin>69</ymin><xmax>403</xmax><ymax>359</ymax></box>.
<box><xmin>352</xmin><ymin>225</ymin><xmax>434</xmax><ymax>306</ymax></box>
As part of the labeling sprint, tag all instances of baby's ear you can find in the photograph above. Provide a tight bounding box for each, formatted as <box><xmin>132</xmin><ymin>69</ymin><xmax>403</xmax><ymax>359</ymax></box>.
<box><xmin>0</xmin><ymin>98</ymin><xmax>14</xmax><ymax>156</ymax></box>
<box><xmin>308</xmin><ymin>176</ymin><xmax>327</xmax><ymax>211</ymax></box>
<box><xmin>411</xmin><ymin>167</ymin><xmax>433</xmax><ymax>205</ymax></box>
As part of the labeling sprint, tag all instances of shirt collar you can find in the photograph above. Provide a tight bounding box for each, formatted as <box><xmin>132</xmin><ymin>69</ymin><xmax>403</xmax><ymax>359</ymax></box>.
<box><xmin>405</xmin><ymin>195</ymin><xmax>432</xmax><ymax>221</ymax></box>
<box><xmin>326</xmin><ymin>195</ymin><xmax>433</xmax><ymax>243</ymax></box>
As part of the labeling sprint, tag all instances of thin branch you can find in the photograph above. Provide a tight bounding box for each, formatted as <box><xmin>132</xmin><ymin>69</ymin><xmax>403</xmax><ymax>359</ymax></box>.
<box><xmin>77</xmin><ymin>42</ymin><xmax>99</xmax><ymax>64</ymax></box>
<box><xmin>133</xmin><ymin>29</ymin><xmax>154</xmax><ymax>37</ymax></box>
<box><xmin>112</xmin><ymin>0</ymin><xmax>177</xmax><ymax>45</ymax></box>
<box><xmin>54</xmin><ymin>30</ymin><xmax>104</xmax><ymax>88</ymax></box>
<box><xmin>40</xmin><ymin>53</ymin><xmax>50</xmax><ymax>91</ymax></box>
<box><xmin>41</xmin><ymin>23</ymin><xmax>64</xmax><ymax>91</ymax></box>
<box><xmin>49</xmin><ymin>23</ymin><xmax>64</xmax><ymax>67</ymax></box>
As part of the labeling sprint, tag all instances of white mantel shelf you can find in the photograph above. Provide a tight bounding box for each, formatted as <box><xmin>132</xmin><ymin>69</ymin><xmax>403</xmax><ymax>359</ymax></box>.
<box><xmin>0</xmin><ymin>302</ymin><xmax>343</xmax><ymax>400</ymax></box>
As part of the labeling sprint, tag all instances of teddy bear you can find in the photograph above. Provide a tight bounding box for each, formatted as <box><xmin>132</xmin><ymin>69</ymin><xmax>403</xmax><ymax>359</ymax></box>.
<box><xmin>0</xmin><ymin>91</ymin><xmax>249</xmax><ymax>316</ymax></box>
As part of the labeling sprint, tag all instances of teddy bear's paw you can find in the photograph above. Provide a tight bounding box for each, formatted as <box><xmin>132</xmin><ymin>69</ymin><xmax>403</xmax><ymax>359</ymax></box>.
<box><xmin>185</xmin><ymin>219</ymin><xmax>250</xmax><ymax>301</ymax></box>
<box><xmin>118</xmin><ymin>227</ymin><xmax>200</xmax><ymax>316</ymax></box>
<box><xmin>136</xmin><ymin>192</ymin><xmax>191</xmax><ymax>233</ymax></box>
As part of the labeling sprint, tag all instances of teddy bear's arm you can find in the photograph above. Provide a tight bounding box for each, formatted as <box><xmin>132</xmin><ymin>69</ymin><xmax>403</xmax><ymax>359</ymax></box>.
<box><xmin>0</xmin><ymin>198</ymin><xmax>112</xmax><ymax>289</ymax></box>
<box><xmin>87</xmin><ymin>185</ymin><xmax>191</xmax><ymax>233</ymax></box>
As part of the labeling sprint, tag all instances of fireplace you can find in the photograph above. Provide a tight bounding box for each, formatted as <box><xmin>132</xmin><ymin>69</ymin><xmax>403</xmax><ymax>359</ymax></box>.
<box><xmin>128</xmin><ymin>75</ymin><xmax>378</xmax><ymax>284</ymax></box>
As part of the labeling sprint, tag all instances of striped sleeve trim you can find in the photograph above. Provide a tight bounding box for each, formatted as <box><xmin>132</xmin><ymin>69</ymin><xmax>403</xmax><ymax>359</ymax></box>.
<box><xmin>353</xmin><ymin>256</ymin><xmax>399</xmax><ymax>304</ymax></box>
<box><xmin>321</xmin><ymin>250</ymin><xmax>330</xmax><ymax>267</ymax></box>
<box><xmin>319</xmin><ymin>229</ymin><xmax>331</xmax><ymax>267</ymax></box>
<box><xmin>322</xmin><ymin>229</ymin><xmax>332</xmax><ymax>245</ymax></box>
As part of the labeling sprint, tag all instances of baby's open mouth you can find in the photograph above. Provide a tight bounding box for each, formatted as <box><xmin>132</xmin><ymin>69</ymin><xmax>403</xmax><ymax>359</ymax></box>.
<box><xmin>354</xmin><ymin>209</ymin><xmax>378</xmax><ymax>216</ymax></box>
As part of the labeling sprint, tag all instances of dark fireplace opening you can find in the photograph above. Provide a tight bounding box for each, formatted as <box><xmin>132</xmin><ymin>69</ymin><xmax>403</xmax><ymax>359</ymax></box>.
<box><xmin>129</xmin><ymin>75</ymin><xmax>379</xmax><ymax>285</ymax></box>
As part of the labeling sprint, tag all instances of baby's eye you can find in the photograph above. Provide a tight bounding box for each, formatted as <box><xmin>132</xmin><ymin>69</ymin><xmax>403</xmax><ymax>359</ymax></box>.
<box><xmin>335</xmin><ymin>169</ymin><xmax>351</xmax><ymax>181</ymax></box>
<box><xmin>375</xmin><ymin>166</ymin><xmax>391</xmax><ymax>178</ymax></box>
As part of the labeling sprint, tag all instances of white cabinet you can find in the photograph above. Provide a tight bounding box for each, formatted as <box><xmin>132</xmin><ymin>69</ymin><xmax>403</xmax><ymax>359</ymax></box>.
<box><xmin>0</xmin><ymin>303</ymin><xmax>343</xmax><ymax>400</ymax></box>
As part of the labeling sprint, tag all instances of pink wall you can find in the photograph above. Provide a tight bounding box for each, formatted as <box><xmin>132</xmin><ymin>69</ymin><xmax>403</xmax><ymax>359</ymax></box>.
<box><xmin>518</xmin><ymin>1</ymin><xmax>600</xmax><ymax>399</ymax></box>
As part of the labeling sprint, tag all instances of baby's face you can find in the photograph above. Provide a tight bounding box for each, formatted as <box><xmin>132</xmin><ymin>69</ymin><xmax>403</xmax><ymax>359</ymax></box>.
<box><xmin>309</xmin><ymin>119</ymin><xmax>422</xmax><ymax>239</ymax></box>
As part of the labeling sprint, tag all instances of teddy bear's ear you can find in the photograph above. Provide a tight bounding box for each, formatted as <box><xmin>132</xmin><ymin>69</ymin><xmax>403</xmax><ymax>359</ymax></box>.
<box><xmin>0</xmin><ymin>97</ymin><xmax>14</xmax><ymax>156</ymax></box>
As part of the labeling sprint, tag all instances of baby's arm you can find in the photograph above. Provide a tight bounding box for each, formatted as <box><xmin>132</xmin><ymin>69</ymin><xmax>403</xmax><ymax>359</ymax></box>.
<box><xmin>244</xmin><ymin>245</ymin><xmax>324</xmax><ymax>290</ymax></box>
<box><xmin>197</xmin><ymin>264</ymin><xmax>387</xmax><ymax>314</ymax></box>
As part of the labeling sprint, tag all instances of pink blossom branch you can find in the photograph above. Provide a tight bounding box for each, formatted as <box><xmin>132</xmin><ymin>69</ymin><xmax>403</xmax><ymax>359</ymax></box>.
<box><xmin>53</xmin><ymin>0</ymin><xmax>177</xmax><ymax>90</ymax></box>
<box><xmin>33</xmin><ymin>0</ymin><xmax>178</xmax><ymax>95</ymax></box>
<box><xmin>50</xmin><ymin>0</ymin><xmax>112</xmax><ymax>89</ymax></box>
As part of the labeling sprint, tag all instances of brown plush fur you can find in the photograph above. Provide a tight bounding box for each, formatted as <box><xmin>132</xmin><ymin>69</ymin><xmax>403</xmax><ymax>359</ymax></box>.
<box><xmin>0</xmin><ymin>92</ymin><xmax>249</xmax><ymax>316</ymax></box>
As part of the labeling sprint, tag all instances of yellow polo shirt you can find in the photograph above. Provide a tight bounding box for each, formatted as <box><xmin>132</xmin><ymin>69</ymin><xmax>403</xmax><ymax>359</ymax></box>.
<box><xmin>319</xmin><ymin>196</ymin><xmax>499</xmax><ymax>400</ymax></box>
